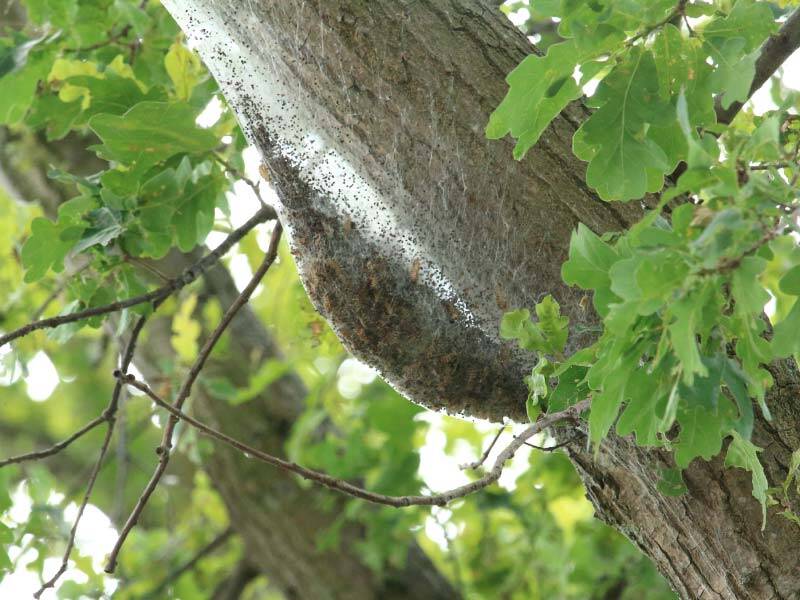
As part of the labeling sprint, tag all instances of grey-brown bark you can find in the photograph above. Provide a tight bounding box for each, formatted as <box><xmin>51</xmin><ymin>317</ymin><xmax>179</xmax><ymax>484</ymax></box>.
<box><xmin>163</xmin><ymin>1</ymin><xmax>800</xmax><ymax>598</ymax></box>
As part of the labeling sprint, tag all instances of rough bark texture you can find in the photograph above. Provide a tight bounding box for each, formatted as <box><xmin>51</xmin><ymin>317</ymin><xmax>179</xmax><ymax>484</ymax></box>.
<box><xmin>162</xmin><ymin>1</ymin><xmax>800</xmax><ymax>598</ymax></box>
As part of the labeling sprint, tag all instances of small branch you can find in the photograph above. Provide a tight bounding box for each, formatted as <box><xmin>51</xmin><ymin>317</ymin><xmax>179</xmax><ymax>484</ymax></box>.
<box><xmin>105</xmin><ymin>223</ymin><xmax>283</xmax><ymax>574</ymax></box>
<box><xmin>0</xmin><ymin>415</ymin><xmax>106</xmax><ymax>469</ymax></box>
<box><xmin>696</xmin><ymin>219</ymin><xmax>786</xmax><ymax>276</ymax></box>
<box><xmin>520</xmin><ymin>435</ymin><xmax>582</xmax><ymax>452</ymax></box>
<box><xmin>144</xmin><ymin>526</ymin><xmax>234</xmax><ymax>598</ymax></box>
<box><xmin>460</xmin><ymin>426</ymin><xmax>505</xmax><ymax>471</ymax></box>
<box><xmin>213</xmin><ymin>154</ymin><xmax>266</xmax><ymax>208</ymax></box>
<box><xmin>34</xmin><ymin>313</ymin><xmax>150</xmax><ymax>598</ymax></box>
<box><xmin>63</xmin><ymin>24</ymin><xmax>133</xmax><ymax>53</ymax></box>
<box><xmin>748</xmin><ymin>162</ymin><xmax>794</xmax><ymax>171</ymax></box>
<box><xmin>717</xmin><ymin>8</ymin><xmax>800</xmax><ymax>125</ymax></box>
<box><xmin>626</xmin><ymin>0</ymin><xmax>687</xmax><ymax>47</ymax></box>
<box><xmin>122</xmin><ymin>374</ymin><xmax>589</xmax><ymax>509</ymax></box>
<box><xmin>0</xmin><ymin>205</ymin><xmax>276</xmax><ymax>349</ymax></box>
<box><xmin>34</xmin><ymin>417</ymin><xmax>116</xmax><ymax>598</ymax></box>
<box><xmin>32</xmin><ymin>262</ymin><xmax>92</xmax><ymax>320</ymax></box>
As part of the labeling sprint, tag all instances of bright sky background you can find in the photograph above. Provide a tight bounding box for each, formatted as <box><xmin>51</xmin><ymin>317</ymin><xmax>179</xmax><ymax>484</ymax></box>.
<box><xmin>4</xmin><ymin>12</ymin><xmax>800</xmax><ymax>598</ymax></box>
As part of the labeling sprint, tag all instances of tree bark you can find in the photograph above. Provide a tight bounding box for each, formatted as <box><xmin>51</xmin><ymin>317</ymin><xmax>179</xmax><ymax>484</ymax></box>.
<box><xmin>162</xmin><ymin>1</ymin><xmax>800</xmax><ymax>598</ymax></box>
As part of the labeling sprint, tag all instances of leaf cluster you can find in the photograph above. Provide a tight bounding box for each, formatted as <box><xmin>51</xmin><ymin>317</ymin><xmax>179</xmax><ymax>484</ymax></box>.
<box><xmin>494</xmin><ymin>0</ymin><xmax>800</xmax><ymax>526</ymax></box>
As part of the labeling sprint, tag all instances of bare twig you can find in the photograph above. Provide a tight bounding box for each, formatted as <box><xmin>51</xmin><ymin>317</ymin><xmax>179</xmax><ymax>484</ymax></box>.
<box><xmin>213</xmin><ymin>154</ymin><xmax>266</xmax><ymax>208</ymax></box>
<box><xmin>519</xmin><ymin>435</ymin><xmax>582</xmax><ymax>452</ymax></box>
<box><xmin>34</xmin><ymin>419</ymin><xmax>116</xmax><ymax>598</ymax></box>
<box><xmin>105</xmin><ymin>223</ymin><xmax>283</xmax><ymax>573</ymax></box>
<box><xmin>0</xmin><ymin>205</ymin><xmax>276</xmax><ymax>349</ymax></box>
<box><xmin>717</xmin><ymin>8</ymin><xmax>800</xmax><ymax>125</ymax></box>
<box><xmin>34</xmin><ymin>314</ymin><xmax>150</xmax><ymax>598</ymax></box>
<box><xmin>0</xmin><ymin>415</ymin><xmax>106</xmax><ymax>469</ymax></box>
<box><xmin>121</xmin><ymin>373</ymin><xmax>589</xmax><ymax>509</ymax></box>
<box><xmin>144</xmin><ymin>526</ymin><xmax>234</xmax><ymax>598</ymax></box>
<box><xmin>460</xmin><ymin>426</ymin><xmax>505</xmax><ymax>471</ymax></box>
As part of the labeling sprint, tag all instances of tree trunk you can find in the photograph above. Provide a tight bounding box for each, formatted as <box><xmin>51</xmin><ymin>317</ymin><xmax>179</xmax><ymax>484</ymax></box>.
<box><xmin>163</xmin><ymin>1</ymin><xmax>800</xmax><ymax>598</ymax></box>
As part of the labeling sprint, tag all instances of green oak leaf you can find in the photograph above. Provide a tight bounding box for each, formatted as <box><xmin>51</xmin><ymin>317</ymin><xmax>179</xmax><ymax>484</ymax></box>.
<box><xmin>616</xmin><ymin>370</ymin><xmax>665</xmax><ymax>447</ymax></box>
<box><xmin>534</xmin><ymin>295</ymin><xmax>569</xmax><ymax>355</ymax></box>
<box><xmin>678</xmin><ymin>355</ymin><xmax>722</xmax><ymax>412</ymax></box>
<box><xmin>21</xmin><ymin>0</ymin><xmax>77</xmax><ymax>27</ymax></box>
<box><xmin>674</xmin><ymin>405</ymin><xmax>724</xmax><ymax>469</ymax></box>
<box><xmin>701</xmin><ymin>0</ymin><xmax>776</xmax><ymax>110</ymax></box>
<box><xmin>0</xmin><ymin>48</ymin><xmax>53</xmax><ymax>125</ymax></box>
<box><xmin>486</xmin><ymin>40</ymin><xmax>581</xmax><ymax>159</ymax></box>
<box><xmin>657</xmin><ymin>468</ymin><xmax>688</xmax><ymax>497</ymax></box>
<box><xmin>500</xmin><ymin>308</ymin><xmax>545</xmax><ymax>350</ymax></box>
<box><xmin>574</xmin><ymin>48</ymin><xmax>672</xmax><ymax>201</ymax></box>
<box><xmin>721</xmin><ymin>359</ymin><xmax>754</xmax><ymax>439</ymax></box>
<box><xmin>499</xmin><ymin>295</ymin><xmax>569</xmax><ymax>356</ymax></box>
<box><xmin>89</xmin><ymin>101</ymin><xmax>218</xmax><ymax>168</ymax></box>
<box><xmin>172</xmin><ymin>174</ymin><xmax>220</xmax><ymax>252</ymax></box>
<box><xmin>725</xmin><ymin>431</ymin><xmax>770</xmax><ymax>529</ymax></box>
<box><xmin>772</xmin><ymin>299</ymin><xmax>800</xmax><ymax>358</ymax></box>
<box><xmin>547</xmin><ymin>365</ymin><xmax>588</xmax><ymax>412</ymax></box>
<box><xmin>778</xmin><ymin>265</ymin><xmax>800</xmax><ymax>296</ymax></box>
<box><xmin>562</xmin><ymin>224</ymin><xmax>619</xmax><ymax>289</ymax></box>
<box><xmin>20</xmin><ymin>217</ymin><xmax>82</xmax><ymax>282</ymax></box>
<box><xmin>731</xmin><ymin>256</ymin><xmax>769</xmax><ymax>315</ymax></box>
<box><xmin>588</xmin><ymin>364</ymin><xmax>629</xmax><ymax>448</ymax></box>
<box><xmin>668</xmin><ymin>286</ymin><xmax>710</xmax><ymax>385</ymax></box>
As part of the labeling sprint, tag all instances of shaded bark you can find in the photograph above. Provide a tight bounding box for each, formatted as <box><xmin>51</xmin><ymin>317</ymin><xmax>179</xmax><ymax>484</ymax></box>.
<box><xmin>162</xmin><ymin>1</ymin><xmax>800</xmax><ymax>598</ymax></box>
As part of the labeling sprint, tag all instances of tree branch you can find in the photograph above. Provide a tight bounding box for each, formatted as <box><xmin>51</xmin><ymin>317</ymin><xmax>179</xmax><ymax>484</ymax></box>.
<box><xmin>0</xmin><ymin>414</ymin><xmax>106</xmax><ymax>469</ymax></box>
<box><xmin>460</xmin><ymin>426</ymin><xmax>505</xmax><ymax>471</ymax></box>
<box><xmin>717</xmin><ymin>8</ymin><xmax>800</xmax><ymax>125</ymax></box>
<box><xmin>121</xmin><ymin>373</ymin><xmax>589</xmax><ymax>509</ymax></box>
<box><xmin>105</xmin><ymin>222</ymin><xmax>283</xmax><ymax>573</ymax></box>
<box><xmin>33</xmin><ymin>313</ymin><xmax>150</xmax><ymax>598</ymax></box>
<box><xmin>0</xmin><ymin>204</ymin><xmax>276</xmax><ymax>349</ymax></box>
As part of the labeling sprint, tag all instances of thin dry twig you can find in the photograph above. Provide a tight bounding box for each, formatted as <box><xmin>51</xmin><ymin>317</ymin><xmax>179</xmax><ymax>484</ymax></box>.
<box><xmin>121</xmin><ymin>373</ymin><xmax>590</xmax><ymax>509</ymax></box>
<box><xmin>33</xmin><ymin>313</ymin><xmax>151</xmax><ymax>598</ymax></box>
<box><xmin>105</xmin><ymin>223</ymin><xmax>283</xmax><ymax>573</ymax></box>
<box><xmin>0</xmin><ymin>205</ymin><xmax>276</xmax><ymax>349</ymax></box>
<box><xmin>213</xmin><ymin>154</ymin><xmax>266</xmax><ymax>208</ymax></box>
<box><xmin>519</xmin><ymin>435</ymin><xmax>583</xmax><ymax>452</ymax></box>
<box><xmin>0</xmin><ymin>415</ymin><xmax>106</xmax><ymax>469</ymax></box>
<box><xmin>460</xmin><ymin>426</ymin><xmax>505</xmax><ymax>471</ymax></box>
